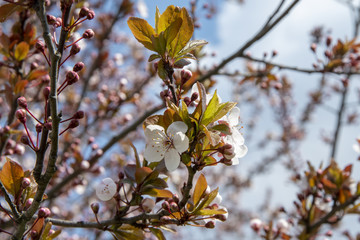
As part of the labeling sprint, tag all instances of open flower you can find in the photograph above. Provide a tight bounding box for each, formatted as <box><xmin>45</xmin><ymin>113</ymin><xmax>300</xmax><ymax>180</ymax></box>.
<box><xmin>96</xmin><ymin>178</ymin><xmax>117</xmax><ymax>201</ymax></box>
<box><xmin>144</xmin><ymin>121</ymin><xmax>189</xmax><ymax>171</ymax></box>
<box><xmin>221</xmin><ymin>107</ymin><xmax>248</xmax><ymax>165</ymax></box>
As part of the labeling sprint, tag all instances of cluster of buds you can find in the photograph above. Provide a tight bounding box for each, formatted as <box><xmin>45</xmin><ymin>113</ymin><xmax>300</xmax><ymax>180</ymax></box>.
<box><xmin>47</xmin><ymin>14</ymin><xmax>62</xmax><ymax>28</ymax></box>
<box><xmin>3</xmin><ymin>137</ymin><xmax>25</xmax><ymax>156</ymax></box>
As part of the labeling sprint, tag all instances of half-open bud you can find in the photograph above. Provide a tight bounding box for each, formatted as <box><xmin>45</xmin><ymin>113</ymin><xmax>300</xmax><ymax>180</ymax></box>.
<box><xmin>17</xmin><ymin>96</ymin><xmax>27</xmax><ymax>108</ymax></box>
<box><xmin>83</xmin><ymin>29</ymin><xmax>95</xmax><ymax>39</ymax></box>
<box><xmin>15</xmin><ymin>109</ymin><xmax>26</xmax><ymax>124</ymax></box>
<box><xmin>79</xmin><ymin>7</ymin><xmax>90</xmax><ymax>18</ymax></box>
<box><xmin>73</xmin><ymin>62</ymin><xmax>85</xmax><ymax>72</ymax></box>
<box><xmin>70</xmin><ymin>43</ymin><xmax>81</xmax><ymax>55</ymax></box>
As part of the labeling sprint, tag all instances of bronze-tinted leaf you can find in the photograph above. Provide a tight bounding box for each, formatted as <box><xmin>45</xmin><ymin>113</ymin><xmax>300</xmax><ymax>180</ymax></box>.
<box><xmin>0</xmin><ymin>157</ymin><xmax>24</xmax><ymax>197</ymax></box>
<box><xmin>0</xmin><ymin>4</ymin><xmax>21</xmax><ymax>22</ymax></box>
<box><xmin>193</xmin><ymin>174</ymin><xmax>207</xmax><ymax>206</ymax></box>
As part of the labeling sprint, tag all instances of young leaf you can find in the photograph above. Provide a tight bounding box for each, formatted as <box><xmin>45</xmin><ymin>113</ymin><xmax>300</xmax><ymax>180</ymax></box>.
<box><xmin>0</xmin><ymin>157</ymin><xmax>24</xmax><ymax>196</ymax></box>
<box><xmin>135</xmin><ymin>167</ymin><xmax>152</xmax><ymax>184</ymax></box>
<box><xmin>176</xmin><ymin>40</ymin><xmax>208</xmax><ymax>58</ymax></box>
<box><xmin>27</xmin><ymin>70</ymin><xmax>49</xmax><ymax>81</ymax></box>
<box><xmin>14</xmin><ymin>41</ymin><xmax>29</xmax><ymax>61</ymax></box>
<box><xmin>164</xmin><ymin>17</ymin><xmax>183</xmax><ymax>50</ymax></box>
<box><xmin>0</xmin><ymin>4</ymin><xmax>21</xmax><ymax>22</ymax></box>
<box><xmin>142</xmin><ymin>188</ymin><xmax>173</xmax><ymax>198</ymax></box>
<box><xmin>196</xmin><ymin>209</ymin><xmax>227</xmax><ymax>216</ymax></box>
<box><xmin>150</xmin><ymin>228</ymin><xmax>166</xmax><ymax>240</ymax></box>
<box><xmin>127</xmin><ymin>17</ymin><xmax>156</xmax><ymax>51</ymax></box>
<box><xmin>193</xmin><ymin>187</ymin><xmax>219</xmax><ymax>214</ymax></box>
<box><xmin>148</xmin><ymin>54</ymin><xmax>161</xmax><ymax>62</ymax></box>
<box><xmin>193</xmin><ymin>174</ymin><xmax>207</xmax><ymax>206</ymax></box>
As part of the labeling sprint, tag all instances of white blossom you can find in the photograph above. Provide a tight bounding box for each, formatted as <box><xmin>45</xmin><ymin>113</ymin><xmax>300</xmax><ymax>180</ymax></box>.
<box><xmin>353</xmin><ymin>137</ymin><xmax>360</xmax><ymax>153</ymax></box>
<box><xmin>137</xmin><ymin>0</ymin><xmax>148</xmax><ymax>18</ymax></box>
<box><xmin>222</xmin><ymin>107</ymin><xmax>248</xmax><ymax>165</ymax></box>
<box><xmin>96</xmin><ymin>178</ymin><xmax>117</xmax><ymax>201</ymax></box>
<box><xmin>144</xmin><ymin>121</ymin><xmax>189</xmax><ymax>171</ymax></box>
<box><xmin>250</xmin><ymin>218</ymin><xmax>262</xmax><ymax>231</ymax></box>
<box><xmin>276</xmin><ymin>219</ymin><xmax>289</xmax><ymax>233</ymax></box>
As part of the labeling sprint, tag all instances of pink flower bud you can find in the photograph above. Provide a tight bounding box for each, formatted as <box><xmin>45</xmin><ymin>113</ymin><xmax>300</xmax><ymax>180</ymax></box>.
<box><xmin>22</xmin><ymin>178</ymin><xmax>31</xmax><ymax>189</ymax></box>
<box><xmin>17</xmin><ymin>96</ymin><xmax>27</xmax><ymax>108</ymax></box>
<box><xmin>73</xmin><ymin>62</ymin><xmax>84</xmax><ymax>72</ymax></box>
<box><xmin>30</xmin><ymin>230</ymin><xmax>38</xmax><ymax>239</ymax></box>
<box><xmin>83</xmin><ymin>29</ymin><xmax>95</xmax><ymax>39</ymax></box>
<box><xmin>79</xmin><ymin>7</ymin><xmax>89</xmax><ymax>18</ymax></box>
<box><xmin>170</xmin><ymin>202</ymin><xmax>178</xmax><ymax>212</ymax></box>
<box><xmin>46</xmin><ymin>14</ymin><xmax>56</xmax><ymax>25</ymax></box>
<box><xmin>326</xmin><ymin>36</ymin><xmax>332</xmax><ymax>47</ymax></box>
<box><xmin>87</xmin><ymin>10</ymin><xmax>95</xmax><ymax>20</ymax></box>
<box><xmin>310</xmin><ymin>43</ymin><xmax>317</xmax><ymax>53</ymax></box>
<box><xmin>21</xmin><ymin>135</ymin><xmax>30</xmax><ymax>145</ymax></box>
<box><xmin>66</xmin><ymin>71</ymin><xmax>79</xmax><ymax>85</ymax></box>
<box><xmin>70</xmin><ymin>43</ymin><xmax>81</xmax><ymax>55</ymax></box>
<box><xmin>250</xmin><ymin>218</ymin><xmax>262</xmax><ymax>232</ymax></box>
<box><xmin>38</xmin><ymin>207</ymin><xmax>51</xmax><ymax>218</ymax></box>
<box><xmin>25</xmin><ymin>198</ymin><xmax>33</xmax><ymax>210</ymax></box>
<box><xmin>180</xmin><ymin>69</ymin><xmax>192</xmax><ymax>83</ymax></box>
<box><xmin>44</xmin><ymin>122</ymin><xmax>52</xmax><ymax>130</ymax></box>
<box><xmin>15</xmin><ymin>109</ymin><xmax>26</xmax><ymax>123</ymax></box>
<box><xmin>162</xmin><ymin>201</ymin><xmax>170</xmax><ymax>211</ymax></box>
<box><xmin>191</xmin><ymin>92</ymin><xmax>198</xmax><ymax>102</ymax></box>
<box><xmin>214</xmin><ymin>214</ymin><xmax>227</xmax><ymax>221</ymax></box>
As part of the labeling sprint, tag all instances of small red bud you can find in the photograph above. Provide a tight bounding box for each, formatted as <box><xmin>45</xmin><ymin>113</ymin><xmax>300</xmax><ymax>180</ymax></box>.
<box><xmin>66</xmin><ymin>71</ymin><xmax>80</xmax><ymax>85</ymax></box>
<box><xmin>191</xmin><ymin>92</ymin><xmax>198</xmax><ymax>102</ymax></box>
<box><xmin>25</xmin><ymin>198</ymin><xmax>33</xmax><ymax>210</ymax></box>
<box><xmin>162</xmin><ymin>201</ymin><xmax>170</xmax><ymax>211</ymax></box>
<box><xmin>183</xmin><ymin>97</ymin><xmax>191</xmax><ymax>106</ymax></box>
<box><xmin>30</xmin><ymin>230</ymin><xmax>38</xmax><ymax>239</ymax></box>
<box><xmin>170</xmin><ymin>202</ymin><xmax>178</xmax><ymax>212</ymax></box>
<box><xmin>69</xmin><ymin>119</ymin><xmax>79</xmax><ymax>129</ymax></box>
<box><xmin>43</xmin><ymin>87</ymin><xmax>50</xmax><ymax>100</ymax></box>
<box><xmin>17</xmin><ymin>96</ymin><xmax>28</xmax><ymax>108</ymax></box>
<box><xmin>46</xmin><ymin>14</ymin><xmax>56</xmax><ymax>25</ymax></box>
<box><xmin>310</xmin><ymin>43</ymin><xmax>317</xmax><ymax>53</ymax></box>
<box><xmin>118</xmin><ymin>171</ymin><xmax>125</xmax><ymax>179</ymax></box>
<box><xmin>44</xmin><ymin>122</ymin><xmax>52</xmax><ymax>130</ymax></box>
<box><xmin>73</xmin><ymin>62</ymin><xmax>85</xmax><ymax>72</ymax></box>
<box><xmin>326</xmin><ymin>36</ymin><xmax>332</xmax><ymax>47</ymax></box>
<box><xmin>180</xmin><ymin>69</ymin><xmax>192</xmax><ymax>83</ymax></box>
<box><xmin>205</xmin><ymin>221</ymin><xmax>215</xmax><ymax>228</ymax></box>
<box><xmin>214</xmin><ymin>214</ymin><xmax>227</xmax><ymax>221</ymax></box>
<box><xmin>73</xmin><ymin>110</ymin><xmax>84</xmax><ymax>119</ymax></box>
<box><xmin>30</xmin><ymin>62</ymin><xmax>39</xmax><ymax>70</ymax></box>
<box><xmin>35</xmin><ymin>41</ymin><xmax>45</xmax><ymax>52</ymax></box>
<box><xmin>83</xmin><ymin>29</ymin><xmax>95</xmax><ymax>39</ymax></box>
<box><xmin>21</xmin><ymin>135</ymin><xmax>30</xmax><ymax>145</ymax></box>
<box><xmin>36</xmin><ymin>124</ymin><xmax>43</xmax><ymax>133</ymax></box>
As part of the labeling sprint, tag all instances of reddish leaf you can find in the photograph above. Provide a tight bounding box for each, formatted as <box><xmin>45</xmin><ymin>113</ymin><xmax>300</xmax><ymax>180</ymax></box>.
<box><xmin>321</xmin><ymin>178</ymin><xmax>337</xmax><ymax>189</ymax></box>
<box><xmin>135</xmin><ymin>167</ymin><xmax>152</xmax><ymax>184</ymax></box>
<box><xmin>0</xmin><ymin>157</ymin><xmax>24</xmax><ymax>197</ymax></box>
<box><xmin>14</xmin><ymin>80</ymin><xmax>28</xmax><ymax>94</ymax></box>
<box><xmin>0</xmin><ymin>4</ymin><xmax>21</xmax><ymax>22</ymax></box>
<box><xmin>27</xmin><ymin>70</ymin><xmax>48</xmax><ymax>81</ymax></box>
<box><xmin>343</xmin><ymin>164</ymin><xmax>352</xmax><ymax>174</ymax></box>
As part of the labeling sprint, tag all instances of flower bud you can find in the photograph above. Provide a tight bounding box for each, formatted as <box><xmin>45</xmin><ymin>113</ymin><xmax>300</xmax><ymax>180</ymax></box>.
<box><xmin>70</xmin><ymin>43</ymin><xmax>81</xmax><ymax>55</ymax></box>
<box><xmin>79</xmin><ymin>7</ymin><xmax>89</xmax><ymax>18</ymax></box>
<box><xmin>180</xmin><ymin>69</ymin><xmax>192</xmax><ymax>84</ymax></box>
<box><xmin>22</xmin><ymin>177</ymin><xmax>31</xmax><ymax>189</ymax></box>
<box><xmin>21</xmin><ymin>135</ymin><xmax>30</xmax><ymax>145</ymax></box>
<box><xmin>17</xmin><ymin>96</ymin><xmax>27</xmax><ymax>108</ymax></box>
<box><xmin>30</xmin><ymin>62</ymin><xmax>39</xmax><ymax>71</ymax></box>
<box><xmin>83</xmin><ymin>29</ymin><xmax>95</xmax><ymax>39</ymax></box>
<box><xmin>54</xmin><ymin>18</ymin><xmax>62</xmax><ymax>28</ymax></box>
<box><xmin>46</xmin><ymin>14</ymin><xmax>56</xmax><ymax>25</ymax></box>
<box><xmin>42</xmin><ymin>75</ymin><xmax>50</xmax><ymax>84</ymax></box>
<box><xmin>73</xmin><ymin>110</ymin><xmax>85</xmax><ymax>119</ymax></box>
<box><xmin>219</xmin><ymin>144</ymin><xmax>235</xmax><ymax>160</ymax></box>
<box><xmin>205</xmin><ymin>221</ymin><xmax>215</xmax><ymax>229</ymax></box>
<box><xmin>25</xmin><ymin>198</ymin><xmax>33</xmax><ymax>210</ymax></box>
<box><xmin>326</xmin><ymin>36</ymin><xmax>332</xmax><ymax>47</ymax></box>
<box><xmin>142</xmin><ymin>198</ymin><xmax>155</xmax><ymax>213</ymax></box>
<box><xmin>172</xmin><ymin>194</ymin><xmax>179</xmax><ymax>203</ymax></box>
<box><xmin>87</xmin><ymin>10</ymin><xmax>95</xmax><ymax>20</ymax></box>
<box><xmin>36</xmin><ymin>124</ymin><xmax>42</xmax><ymax>133</ymax></box>
<box><xmin>38</xmin><ymin>207</ymin><xmax>51</xmax><ymax>218</ymax></box>
<box><xmin>15</xmin><ymin>109</ymin><xmax>26</xmax><ymax>123</ymax></box>
<box><xmin>183</xmin><ymin>97</ymin><xmax>191</xmax><ymax>106</ymax></box>
<box><xmin>90</xmin><ymin>202</ymin><xmax>100</xmax><ymax>214</ymax></box>
<box><xmin>310</xmin><ymin>43</ymin><xmax>316</xmax><ymax>53</ymax></box>
<box><xmin>250</xmin><ymin>218</ymin><xmax>262</xmax><ymax>232</ymax></box>
<box><xmin>30</xmin><ymin>230</ymin><xmax>38</xmax><ymax>240</ymax></box>
<box><xmin>118</xmin><ymin>171</ymin><xmax>125</xmax><ymax>179</ymax></box>
<box><xmin>162</xmin><ymin>201</ymin><xmax>170</xmax><ymax>211</ymax></box>
<box><xmin>69</xmin><ymin>119</ymin><xmax>79</xmax><ymax>129</ymax></box>
<box><xmin>170</xmin><ymin>202</ymin><xmax>178</xmax><ymax>212</ymax></box>
<box><xmin>214</xmin><ymin>214</ymin><xmax>227</xmax><ymax>222</ymax></box>
<box><xmin>276</xmin><ymin>219</ymin><xmax>289</xmax><ymax>233</ymax></box>
<box><xmin>191</xmin><ymin>92</ymin><xmax>198</xmax><ymax>102</ymax></box>
<box><xmin>73</xmin><ymin>62</ymin><xmax>84</xmax><ymax>72</ymax></box>
<box><xmin>66</xmin><ymin>71</ymin><xmax>79</xmax><ymax>85</ymax></box>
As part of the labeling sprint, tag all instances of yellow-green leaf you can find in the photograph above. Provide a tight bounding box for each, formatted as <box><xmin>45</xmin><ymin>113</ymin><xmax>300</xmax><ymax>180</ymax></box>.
<box><xmin>164</xmin><ymin>17</ymin><xmax>182</xmax><ymax>50</ymax></box>
<box><xmin>197</xmin><ymin>209</ymin><xmax>227</xmax><ymax>216</ymax></box>
<box><xmin>193</xmin><ymin>174</ymin><xmax>207</xmax><ymax>206</ymax></box>
<box><xmin>135</xmin><ymin>167</ymin><xmax>152</xmax><ymax>184</ymax></box>
<box><xmin>150</xmin><ymin>228</ymin><xmax>166</xmax><ymax>240</ymax></box>
<box><xmin>27</xmin><ymin>70</ymin><xmax>48</xmax><ymax>81</ymax></box>
<box><xmin>127</xmin><ymin>17</ymin><xmax>156</xmax><ymax>51</ymax></box>
<box><xmin>0</xmin><ymin>157</ymin><xmax>24</xmax><ymax>196</ymax></box>
<box><xmin>176</xmin><ymin>40</ymin><xmax>208</xmax><ymax>59</ymax></box>
<box><xmin>157</xmin><ymin>6</ymin><xmax>182</xmax><ymax>34</ymax></box>
<box><xmin>14</xmin><ymin>41</ymin><xmax>29</xmax><ymax>61</ymax></box>
<box><xmin>142</xmin><ymin>188</ymin><xmax>173</xmax><ymax>198</ymax></box>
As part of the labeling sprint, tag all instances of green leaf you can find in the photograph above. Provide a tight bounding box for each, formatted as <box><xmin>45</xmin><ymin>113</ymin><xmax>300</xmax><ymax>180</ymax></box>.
<box><xmin>14</xmin><ymin>41</ymin><xmax>29</xmax><ymax>61</ymax></box>
<box><xmin>210</xmin><ymin>123</ymin><xmax>231</xmax><ymax>135</ymax></box>
<box><xmin>157</xmin><ymin>6</ymin><xmax>182</xmax><ymax>34</ymax></box>
<box><xmin>0</xmin><ymin>4</ymin><xmax>21</xmax><ymax>22</ymax></box>
<box><xmin>40</xmin><ymin>222</ymin><xmax>52</xmax><ymax>240</ymax></box>
<box><xmin>127</xmin><ymin>17</ymin><xmax>156</xmax><ymax>51</ymax></box>
<box><xmin>193</xmin><ymin>174</ymin><xmax>207</xmax><ymax>206</ymax></box>
<box><xmin>193</xmin><ymin>187</ymin><xmax>219</xmax><ymax>214</ymax></box>
<box><xmin>203</xmin><ymin>156</ymin><xmax>217</xmax><ymax>165</ymax></box>
<box><xmin>179</xmin><ymin>101</ymin><xmax>191</xmax><ymax>126</ymax></box>
<box><xmin>157</xmin><ymin>59</ymin><xmax>168</xmax><ymax>81</ymax></box>
<box><xmin>148</xmin><ymin>54</ymin><xmax>161</xmax><ymax>62</ymax></box>
<box><xmin>181</xmin><ymin>153</ymin><xmax>191</xmax><ymax>166</ymax></box>
<box><xmin>150</xmin><ymin>228</ymin><xmax>166</xmax><ymax>240</ymax></box>
<box><xmin>155</xmin><ymin>6</ymin><xmax>160</xmax><ymax>34</ymax></box>
<box><xmin>164</xmin><ymin>17</ymin><xmax>183</xmax><ymax>50</ymax></box>
<box><xmin>176</xmin><ymin>40</ymin><xmax>208</xmax><ymax>58</ymax></box>
<box><xmin>144</xmin><ymin>177</ymin><xmax>168</xmax><ymax>189</ymax></box>
<box><xmin>0</xmin><ymin>157</ymin><xmax>24</xmax><ymax>197</ymax></box>
<box><xmin>201</xmin><ymin>92</ymin><xmax>237</xmax><ymax>126</ymax></box>
<box><xmin>114</xmin><ymin>225</ymin><xmax>145</xmax><ymax>240</ymax></box>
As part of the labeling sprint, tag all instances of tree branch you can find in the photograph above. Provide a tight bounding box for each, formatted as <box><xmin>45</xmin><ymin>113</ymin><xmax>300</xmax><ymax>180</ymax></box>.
<box><xmin>0</xmin><ymin>181</ymin><xmax>20</xmax><ymax>220</ymax></box>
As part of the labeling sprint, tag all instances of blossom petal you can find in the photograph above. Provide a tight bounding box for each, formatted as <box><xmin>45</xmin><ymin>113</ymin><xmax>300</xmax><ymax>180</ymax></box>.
<box><xmin>173</xmin><ymin>132</ymin><xmax>189</xmax><ymax>153</ymax></box>
<box><xmin>235</xmin><ymin>144</ymin><xmax>248</xmax><ymax>158</ymax></box>
<box><xmin>164</xmin><ymin>148</ymin><xmax>181</xmax><ymax>171</ymax></box>
<box><xmin>96</xmin><ymin>178</ymin><xmax>117</xmax><ymax>201</ymax></box>
<box><xmin>231</xmin><ymin>157</ymin><xmax>239</xmax><ymax>165</ymax></box>
<box><xmin>145</xmin><ymin>124</ymin><xmax>166</xmax><ymax>141</ymax></box>
<box><xmin>231</xmin><ymin>128</ymin><xmax>244</xmax><ymax>145</ymax></box>
<box><xmin>144</xmin><ymin>143</ymin><xmax>166</xmax><ymax>162</ymax></box>
<box><xmin>228</xmin><ymin>107</ymin><xmax>240</xmax><ymax>126</ymax></box>
<box><xmin>167</xmin><ymin>121</ymin><xmax>188</xmax><ymax>135</ymax></box>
